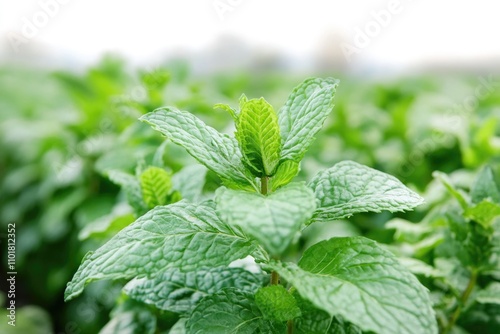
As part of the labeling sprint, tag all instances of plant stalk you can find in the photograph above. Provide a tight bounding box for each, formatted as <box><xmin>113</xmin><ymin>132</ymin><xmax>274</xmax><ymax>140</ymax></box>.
<box><xmin>443</xmin><ymin>269</ymin><xmax>478</xmax><ymax>334</ymax></box>
<box><xmin>287</xmin><ymin>319</ymin><xmax>294</xmax><ymax>334</ymax></box>
<box><xmin>261</xmin><ymin>175</ymin><xmax>269</xmax><ymax>195</ymax></box>
<box><xmin>261</xmin><ymin>176</ymin><xmax>280</xmax><ymax>286</ymax></box>
<box><xmin>270</xmin><ymin>270</ymin><xmax>279</xmax><ymax>285</ymax></box>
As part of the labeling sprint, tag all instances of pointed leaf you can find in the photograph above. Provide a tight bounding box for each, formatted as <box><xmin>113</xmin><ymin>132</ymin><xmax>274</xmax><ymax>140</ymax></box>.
<box><xmin>140</xmin><ymin>108</ymin><xmax>257</xmax><ymax>191</ymax></box>
<box><xmin>470</xmin><ymin>165</ymin><xmax>500</xmax><ymax>204</ymax></box>
<box><xmin>186</xmin><ymin>289</ymin><xmax>284</xmax><ymax>333</ymax></box>
<box><xmin>236</xmin><ymin>97</ymin><xmax>281</xmax><ymax>176</ymax></box>
<box><xmin>464</xmin><ymin>200</ymin><xmax>500</xmax><ymax>227</ymax></box>
<box><xmin>270</xmin><ymin>160</ymin><xmax>300</xmax><ymax>191</ymax></box>
<box><xmin>278</xmin><ymin>77</ymin><xmax>339</xmax><ymax>162</ymax></box>
<box><xmin>64</xmin><ymin>201</ymin><xmax>259</xmax><ymax>301</ymax></box>
<box><xmin>269</xmin><ymin>237</ymin><xmax>437</xmax><ymax>334</ymax></box>
<box><xmin>214</xmin><ymin>103</ymin><xmax>238</xmax><ymax>120</ymax></box>
<box><xmin>124</xmin><ymin>266</ymin><xmax>265</xmax><ymax>313</ymax></box>
<box><xmin>433</xmin><ymin>171</ymin><xmax>469</xmax><ymax>209</ymax></box>
<box><xmin>309</xmin><ymin>161</ymin><xmax>424</xmax><ymax>223</ymax></box>
<box><xmin>216</xmin><ymin>183</ymin><xmax>316</xmax><ymax>256</ymax></box>
<box><xmin>139</xmin><ymin>166</ymin><xmax>172</xmax><ymax>208</ymax></box>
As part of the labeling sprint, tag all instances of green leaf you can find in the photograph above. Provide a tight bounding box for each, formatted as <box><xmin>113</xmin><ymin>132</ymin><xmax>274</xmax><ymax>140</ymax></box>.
<box><xmin>398</xmin><ymin>257</ymin><xmax>444</xmax><ymax>278</ymax></box>
<box><xmin>152</xmin><ymin>140</ymin><xmax>169</xmax><ymax>167</ymax></box>
<box><xmin>216</xmin><ymin>182</ymin><xmax>316</xmax><ymax>256</ymax></box>
<box><xmin>100</xmin><ymin>298</ymin><xmax>156</xmax><ymax>334</ymax></box>
<box><xmin>464</xmin><ymin>200</ymin><xmax>500</xmax><ymax>227</ymax></box>
<box><xmin>169</xmin><ymin>318</ymin><xmax>187</xmax><ymax>334</ymax></box>
<box><xmin>236</xmin><ymin>97</ymin><xmax>281</xmax><ymax>176</ymax></box>
<box><xmin>255</xmin><ymin>285</ymin><xmax>301</xmax><ymax>322</ymax></box>
<box><xmin>171</xmin><ymin>165</ymin><xmax>207</xmax><ymax>203</ymax></box>
<box><xmin>269</xmin><ymin>236</ymin><xmax>437</xmax><ymax>334</ymax></box>
<box><xmin>123</xmin><ymin>266</ymin><xmax>265</xmax><ymax>314</ymax></box>
<box><xmin>476</xmin><ymin>282</ymin><xmax>500</xmax><ymax>305</ymax></box>
<box><xmin>278</xmin><ymin>77</ymin><xmax>339</xmax><ymax>162</ymax></box>
<box><xmin>107</xmin><ymin>170</ymin><xmax>147</xmax><ymax>216</ymax></box>
<box><xmin>433</xmin><ymin>171</ymin><xmax>469</xmax><ymax>209</ymax></box>
<box><xmin>470</xmin><ymin>165</ymin><xmax>500</xmax><ymax>204</ymax></box>
<box><xmin>309</xmin><ymin>161</ymin><xmax>424</xmax><ymax>223</ymax></box>
<box><xmin>214</xmin><ymin>103</ymin><xmax>238</xmax><ymax>120</ymax></box>
<box><xmin>294</xmin><ymin>295</ymin><xmax>362</xmax><ymax>334</ymax></box>
<box><xmin>79</xmin><ymin>211</ymin><xmax>135</xmax><ymax>241</ymax></box>
<box><xmin>140</xmin><ymin>166</ymin><xmax>172</xmax><ymax>208</ymax></box>
<box><xmin>186</xmin><ymin>289</ymin><xmax>284</xmax><ymax>333</ymax></box>
<box><xmin>270</xmin><ymin>160</ymin><xmax>300</xmax><ymax>191</ymax></box>
<box><xmin>140</xmin><ymin>108</ymin><xmax>257</xmax><ymax>191</ymax></box>
<box><xmin>239</xmin><ymin>93</ymin><xmax>248</xmax><ymax>110</ymax></box>
<box><xmin>64</xmin><ymin>201</ymin><xmax>259</xmax><ymax>301</ymax></box>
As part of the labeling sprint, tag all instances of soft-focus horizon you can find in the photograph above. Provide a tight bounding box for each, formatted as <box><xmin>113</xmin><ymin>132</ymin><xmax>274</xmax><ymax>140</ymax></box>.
<box><xmin>1</xmin><ymin>0</ymin><xmax>500</xmax><ymax>74</ymax></box>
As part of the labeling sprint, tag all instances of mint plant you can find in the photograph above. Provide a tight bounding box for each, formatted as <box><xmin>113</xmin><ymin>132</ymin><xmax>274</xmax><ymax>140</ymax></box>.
<box><xmin>65</xmin><ymin>78</ymin><xmax>437</xmax><ymax>333</ymax></box>
<box><xmin>389</xmin><ymin>166</ymin><xmax>500</xmax><ymax>333</ymax></box>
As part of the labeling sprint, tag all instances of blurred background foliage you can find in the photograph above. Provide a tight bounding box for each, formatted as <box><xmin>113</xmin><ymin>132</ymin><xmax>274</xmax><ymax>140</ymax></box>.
<box><xmin>0</xmin><ymin>56</ymin><xmax>499</xmax><ymax>333</ymax></box>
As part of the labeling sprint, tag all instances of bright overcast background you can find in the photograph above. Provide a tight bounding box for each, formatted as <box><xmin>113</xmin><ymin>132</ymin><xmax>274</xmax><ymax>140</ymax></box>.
<box><xmin>0</xmin><ymin>0</ymin><xmax>499</xmax><ymax>72</ymax></box>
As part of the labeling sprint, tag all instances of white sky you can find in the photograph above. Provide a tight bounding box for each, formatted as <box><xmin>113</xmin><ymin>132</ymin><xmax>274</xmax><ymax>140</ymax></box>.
<box><xmin>1</xmin><ymin>0</ymin><xmax>499</xmax><ymax>69</ymax></box>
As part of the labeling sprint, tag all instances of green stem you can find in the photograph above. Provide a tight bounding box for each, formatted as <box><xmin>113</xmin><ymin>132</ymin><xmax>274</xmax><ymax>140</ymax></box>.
<box><xmin>261</xmin><ymin>175</ymin><xmax>269</xmax><ymax>195</ymax></box>
<box><xmin>261</xmin><ymin>176</ymin><xmax>280</xmax><ymax>286</ymax></box>
<box><xmin>443</xmin><ymin>270</ymin><xmax>478</xmax><ymax>334</ymax></box>
<box><xmin>270</xmin><ymin>270</ymin><xmax>279</xmax><ymax>285</ymax></box>
<box><xmin>261</xmin><ymin>175</ymin><xmax>287</xmax><ymax>333</ymax></box>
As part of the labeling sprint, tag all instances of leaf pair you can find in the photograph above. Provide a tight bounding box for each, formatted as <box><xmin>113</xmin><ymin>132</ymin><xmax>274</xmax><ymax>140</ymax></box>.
<box><xmin>140</xmin><ymin>77</ymin><xmax>340</xmax><ymax>190</ymax></box>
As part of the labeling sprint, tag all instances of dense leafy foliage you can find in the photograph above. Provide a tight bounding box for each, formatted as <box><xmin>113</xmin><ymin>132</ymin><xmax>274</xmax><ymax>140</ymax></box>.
<box><xmin>1</xmin><ymin>59</ymin><xmax>499</xmax><ymax>333</ymax></box>
<box><xmin>62</xmin><ymin>76</ymin><xmax>439</xmax><ymax>333</ymax></box>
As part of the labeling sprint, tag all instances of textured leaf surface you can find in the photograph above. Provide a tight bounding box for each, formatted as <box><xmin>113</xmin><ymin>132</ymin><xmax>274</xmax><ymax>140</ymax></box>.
<box><xmin>171</xmin><ymin>164</ymin><xmax>207</xmax><ymax>203</ymax></box>
<box><xmin>124</xmin><ymin>266</ymin><xmax>264</xmax><ymax>313</ymax></box>
<box><xmin>140</xmin><ymin>108</ymin><xmax>257</xmax><ymax>190</ymax></box>
<box><xmin>186</xmin><ymin>289</ymin><xmax>283</xmax><ymax>333</ymax></box>
<box><xmin>278</xmin><ymin>77</ymin><xmax>339</xmax><ymax>162</ymax></box>
<box><xmin>270</xmin><ymin>160</ymin><xmax>300</xmax><ymax>191</ymax></box>
<box><xmin>216</xmin><ymin>183</ymin><xmax>316</xmax><ymax>256</ymax></box>
<box><xmin>270</xmin><ymin>237</ymin><xmax>437</xmax><ymax>334</ymax></box>
<box><xmin>296</xmin><ymin>314</ymin><xmax>361</xmax><ymax>334</ymax></box>
<box><xmin>294</xmin><ymin>296</ymin><xmax>362</xmax><ymax>334</ymax></box>
<box><xmin>255</xmin><ymin>285</ymin><xmax>301</xmax><ymax>321</ymax></box>
<box><xmin>235</xmin><ymin>97</ymin><xmax>281</xmax><ymax>176</ymax></box>
<box><xmin>140</xmin><ymin>166</ymin><xmax>172</xmax><ymax>208</ymax></box>
<box><xmin>65</xmin><ymin>201</ymin><xmax>258</xmax><ymax>301</ymax></box>
<box><xmin>309</xmin><ymin>161</ymin><xmax>424</xmax><ymax>223</ymax></box>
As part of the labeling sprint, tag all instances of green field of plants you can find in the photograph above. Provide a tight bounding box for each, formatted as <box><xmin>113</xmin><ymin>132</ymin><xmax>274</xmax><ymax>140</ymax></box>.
<box><xmin>1</xmin><ymin>57</ymin><xmax>499</xmax><ymax>334</ymax></box>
